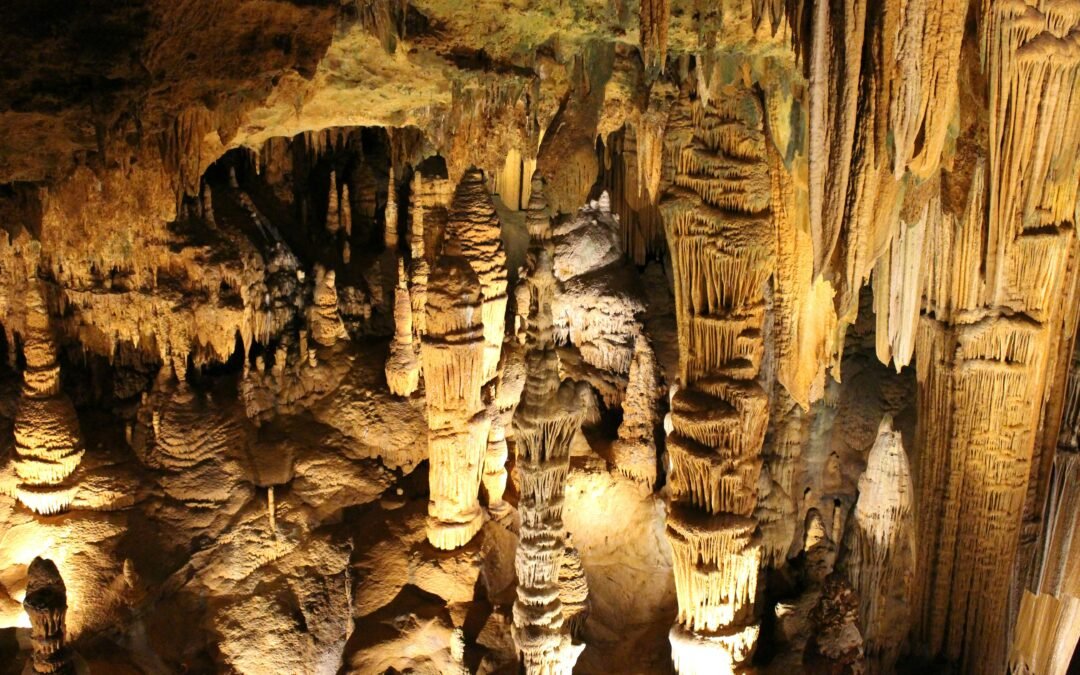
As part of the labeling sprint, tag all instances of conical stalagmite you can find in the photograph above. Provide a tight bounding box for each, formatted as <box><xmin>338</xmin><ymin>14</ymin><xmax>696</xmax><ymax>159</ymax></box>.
<box><xmin>660</xmin><ymin>86</ymin><xmax>775</xmax><ymax>673</ymax></box>
<box><xmin>611</xmin><ymin>333</ymin><xmax>660</xmax><ymax>486</ymax></box>
<box><xmin>511</xmin><ymin>174</ymin><xmax>587</xmax><ymax>675</ymax></box>
<box><xmin>13</xmin><ymin>282</ymin><xmax>85</xmax><ymax>515</ymax></box>
<box><xmin>385</xmin><ymin>256</ymin><xmax>420</xmax><ymax>396</ymax></box>
<box><xmin>309</xmin><ymin>265</ymin><xmax>348</xmax><ymax>347</ymax></box>
<box><xmin>421</xmin><ymin>248</ymin><xmax>489</xmax><ymax>550</ymax></box>
<box><xmin>839</xmin><ymin>415</ymin><xmax>914</xmax><ymax>672</ymax></box>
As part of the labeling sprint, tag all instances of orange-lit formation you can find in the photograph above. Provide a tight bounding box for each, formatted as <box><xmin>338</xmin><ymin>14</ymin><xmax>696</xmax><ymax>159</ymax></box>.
<box><xmin>2</xmin><ymin>1</ymin><xmax>1080</xmax><ymax>673</ymax></box>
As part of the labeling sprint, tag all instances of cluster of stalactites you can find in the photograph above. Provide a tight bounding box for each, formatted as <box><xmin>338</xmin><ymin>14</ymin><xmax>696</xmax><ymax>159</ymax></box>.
<box><xmin>660</xmin><ymin>87</ymin><xmax>775</xmax><ymax>673</ymax></box>
<box><xmin>23</xmin><ymin>557</ymin><xmax>74</xmax><ymax>674</ymax></box>
<box><xmin>421</xmin><ymin>252</ymin><xmax>489</xmax><ymax>550</ymax></box>
<box><xmin>510</xmin><ymin>174</ymin><xmax>587</xmax><ymax>675</ymax></box>
<box><xmin>12</xmin><ymin>282</ymin><xmax>85</xmax><ymax>515</ymax></box>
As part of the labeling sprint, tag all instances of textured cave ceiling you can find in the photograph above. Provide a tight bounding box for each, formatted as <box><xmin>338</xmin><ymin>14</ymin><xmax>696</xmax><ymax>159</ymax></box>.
<box><xmin>1</xmin><ymin>1</ymin><xmax>1080</xmax><ymax>674</ymax></box>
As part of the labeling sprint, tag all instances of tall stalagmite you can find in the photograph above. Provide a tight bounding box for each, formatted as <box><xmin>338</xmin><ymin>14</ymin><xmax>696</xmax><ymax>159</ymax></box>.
<box><xmin>611</xmin><ymin>333</ymin><xmax>661</xmax><ymax>486</ymax></box>
<box><xmin>839</xmin><ymin>415</ymin><xmax>914</xmax><ymax>672</ymax></box>
<box><xmin>421</xmin><ymin>244</ymin><xmax>489</xmax><ymax>550</ymax></box>
<box><xmin>660</xmin><ymin>86</ymin><xmax>775</xmax><ymax>673</ymax></box>
<box><xmin>511</xmin><ymin>174</ymin><xmax>586</xmax><ymax>674</ymax></box>
<box><xmin>13</xmin><ymin>282</ymin><xmax>85</xmax><ymax>515</ymax></box>
<box><xmin>386</xmin><ymin>256</ymin><xmax>420</xmax><ymax>396</ymax></box>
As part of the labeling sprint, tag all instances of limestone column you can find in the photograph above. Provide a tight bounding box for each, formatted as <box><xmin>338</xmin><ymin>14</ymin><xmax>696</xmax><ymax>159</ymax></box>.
<box><xmin>13</xmin><ymin>282</ymin><xmax>84</xmax><ymax>515</ymax></box>
<box><xmin>511</xmin><ymin>174</ymin><xmax>586</xmax><ymax>674</ymax></box>
<box><xmin>421</xmin><ymin>245</ymin><xmax>488</xmax><ymax>550</ymax></box>
<box><xmin>659</xmin><ymin>87</ymin><xmax>775</xmax><ymax>673</ymax></box>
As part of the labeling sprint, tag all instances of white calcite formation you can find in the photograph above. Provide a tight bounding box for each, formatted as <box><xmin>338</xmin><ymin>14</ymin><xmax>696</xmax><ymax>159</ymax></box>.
<box><xmin>839</xmin><ymin>415</ymin><xmax>914</xmax><ymax>672</ymax></box>
<box><xmin>12</xmin><ymin>283</ymin><xmax>85</xmax><ymax>515</ymax></box>
<box><xmin>23</xmin><ymin>557</ymin><xmax>76</xmax><ymax>675</ymax></box>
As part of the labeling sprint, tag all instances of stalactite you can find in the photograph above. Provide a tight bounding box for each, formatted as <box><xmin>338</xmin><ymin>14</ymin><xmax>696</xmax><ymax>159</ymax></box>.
<box><xmin>421</xmin><ymin>246</ymin><xmax>489</xmax><ymax>550</ymax></box>
<box><xmin>639</xmin><ymin>0</ymin><xmax>670</xmax><ymax>73</ymax></box>
<box><xmin>611</xmin><ymin>333</ymin><xmax>661</xmax><ymax>486</ymax></box>
<box><xmin>660</xmin><ymin>85</ymin><xmax>775</xmax><ymax>673</ymax></box>
<box><xmin>13</xmin><ymin>282</ymin><xmax>84</xmax><ymax>515</ymax></box>
<box><xmin>384</xmin><ymin>165</ymin><xmax>398</xmax><ymax>249</ymax></box>
<box><xmin>385</xmin><ymin>256</ymin><xmax>420</xmax><ymax>396</ymax></box>
<box><xmin>23</xmin><ymin>557</ymin><xmax>75</xmax><ymax>675</ymax></box>
<box><xmin>511</xmin><ymin>174</ymin><xmax>586</xmax><ymax>675</ymax></box>
<box><xmin>910</xmin><ymin>5</ymin><xmax>1080</xmax><ymax>672</ymax></box>
<box><xmin>839</xmin><ymin>415</ymin><xmax>914</xmax><ymax>672</ymax></box>
<box><xmin>326</xmin><ymin>170</ymin><xmax>341</xmax><ymax>235</ymax></box>
<box><xmin>446</xmin><ymin>168</ymin><xmax>508</xmax><ymax>384</ymax></box>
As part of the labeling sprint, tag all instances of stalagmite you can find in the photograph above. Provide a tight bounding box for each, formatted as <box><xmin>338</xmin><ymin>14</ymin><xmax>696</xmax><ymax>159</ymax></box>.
<box><xmin>558</xmin><ymin>540</ymin><xmax>590</xmax><ymax>640</ymax></box>
<box><xmin>308</xmin><ymin>265</ymin><xmax>348</xmax><ymax>347</ymax></box>
<box><xmin>511</xmin><ymin>174</ymin><xmax>586</xmax><ymax>674</ymax></box>
<box><xmin>839</xmin><ymin>415</ymin><xmax>914</xmax><ymax>672</ymax></box>
<box><xmin>804</xmin><ymin>574</ymin><xmax>865</xmax><ymax>672</ymax></box>
<box><xmin>23</xmin><ymin>557</ymin><xmax>75</xmax><ymax>674</ymax></box>
<box><xmin>611</xmin><ymin>333</ymin><xmax>660</xmax><ymax>486</ymax></box>
<box><xmin>385</xmin><ymin>257</ymin><xmax>420</xmax><ymax>396</ymax></box>
<box><xmin>483</xmin><ymin>338</ymin><xmax>524</xmax><ymax>518</ymax></box>
<box><xmin>421</xmin><ymin>246</ymin><xmax>489</xmax><ymax>550</ymax></box>
<box><xmin>13</xmin><ymin>282</ymin><xmax>85</xmax><ymax>515</ymax></box>
<box><xmin>660</xmin><ymin>86</ymin><xmax>775</xmax><ymax>673</ymax></box>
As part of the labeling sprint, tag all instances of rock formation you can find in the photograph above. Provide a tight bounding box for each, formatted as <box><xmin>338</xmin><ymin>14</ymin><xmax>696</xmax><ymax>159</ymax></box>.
<box><xmin>12</xmin><ymin>283</ymin><xmax>85</xmax><ymax>515</ymax></box>
<box><xmin>660</xmin><ymin>85</ymin><xmax>775</xmax><ymax>673</ymax></box>
<box><xmin>421</xmin><ymin>247</ymin><xmax>489</xmax><ymax>550</ymax></box>
<box><xmin>839</xmin><ymin>415</ymin><xmax>914</xmax><ymax>672</ymax></box>
<box><xmin>611</xmin><ymin>333</ymin><xmax>661</xmax><ymax>486</ymax></box>
<box><xmin>511</xmin><ymin>175</ymin><xmax>587</xmax><ymax>674</ymax></box>
<box><xmin>4</xmin><ymin>2</ymin><xmax>1080</xmax><ymax>672</ymax></box>
<box><xmin>385</xmin><ymin>256</ymin><xmax>420</xmax><ymax>396</ymax></box>
<box><xmin>23</xmin><ymin>557</ymin><xmax>75</xmax><ymax>675</ymax></box>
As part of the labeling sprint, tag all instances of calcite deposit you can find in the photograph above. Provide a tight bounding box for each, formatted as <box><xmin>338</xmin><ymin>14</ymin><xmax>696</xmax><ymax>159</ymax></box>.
<box><xmin>2</xmin><ymin>1</ymin><xmax>1080</xmax><ymax>673</ymax></box>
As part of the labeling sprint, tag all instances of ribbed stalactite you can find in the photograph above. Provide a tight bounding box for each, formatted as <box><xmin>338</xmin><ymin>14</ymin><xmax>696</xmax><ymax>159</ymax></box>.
<box><xmin>909</xmin><ymin>4</ymin><xmax>1080</xmax><ymax>672</ymax></box>
<box><xmin>511</xmin><ymin>174</ymin><xmax>587</xmax><ymax>674</ymax></box>
<box><xmin>659</xmin><ymin>85</ymin><xmax>775</xmax><ymax>673</ymax></box>
<box><xmin>1011</xmin><ymin>344</ymin><xmax>1080</xmax><ymax>675</ymax></box>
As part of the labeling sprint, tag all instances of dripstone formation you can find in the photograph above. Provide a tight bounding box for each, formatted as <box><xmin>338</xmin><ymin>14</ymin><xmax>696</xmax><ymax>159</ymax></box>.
<box><xmin>3</xmin><ymin>2</ymin><xmax>1080</xmax><ymax>673</ymax></box>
